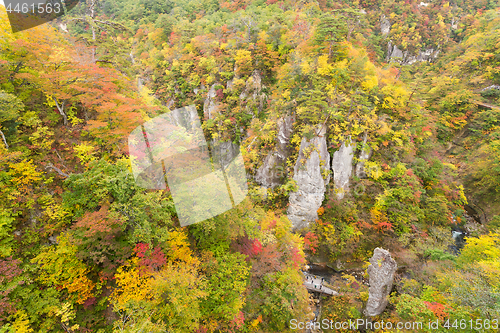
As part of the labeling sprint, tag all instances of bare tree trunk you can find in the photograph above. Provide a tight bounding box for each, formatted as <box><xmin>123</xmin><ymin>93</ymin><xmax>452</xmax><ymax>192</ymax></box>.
<box><xmin>89</xmin><ymin>0</ymin><xmax>97</xmax><ymax>62</ymax></box>
<box><xmin>83</xmin><ymin>106</ymin><xmax>89</xmax><ymax>121</ymax></box>
<box><xmin>45</xmin><ymin>162</ymin><xmax>69</xmax><ymax>178</ymax></box>
<box><xmin>0</xmin><ymin>129</ymin><xmax>8</xmax><ymax>149</ymax></box>
<box><xmin>53</xmin><ymin>97</ymin><xmax>68</xmax><ymax>126</ymax></box>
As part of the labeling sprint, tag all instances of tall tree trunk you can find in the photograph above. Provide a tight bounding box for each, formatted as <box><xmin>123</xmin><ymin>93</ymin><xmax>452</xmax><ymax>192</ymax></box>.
<box><xmin>45</xmin><ymin>162</ymin><xmax>69</xmax><ymax>178</ymax></box>
<box><xmin>0</xmin><ymin>129</ymin><xmax>8</xmax><ymax>149</ymax></box>
<box><xmin>53</xmin><ymin>97</ymin><xmax>68</xmax><ymax>126</ymax></box>
<box><xmin>83</xmin><ymin>106</ymin><xmax>89</xmax><ymax>121</ymax></box>
<box><xmin>89</xmin><ymin>0</ymin><xmax>97</xmax><ymax>62</ymax></box>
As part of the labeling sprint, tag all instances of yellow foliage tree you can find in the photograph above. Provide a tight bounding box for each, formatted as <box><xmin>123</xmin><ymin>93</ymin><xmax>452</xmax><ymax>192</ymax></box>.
<box><xmin>32</xmin><ymin>234</ymin><xmax>95</xmax><ymax>304</ymax></box>
<box><xmin>12</xmin><ymin>310</ymin><xmax>34</xmax><ymax>333</ymax></box>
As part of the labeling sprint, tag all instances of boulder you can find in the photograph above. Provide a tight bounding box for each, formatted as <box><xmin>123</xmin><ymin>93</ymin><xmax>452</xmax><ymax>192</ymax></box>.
<box><xmin>287</xmin><ymin>125</ymin><xmax>330</xmax><ymax>230</ymax></box>
<box><xmin>364</xmin><ymin>248</ymin><xmax>398</xmax><ymax>317</ymax></box>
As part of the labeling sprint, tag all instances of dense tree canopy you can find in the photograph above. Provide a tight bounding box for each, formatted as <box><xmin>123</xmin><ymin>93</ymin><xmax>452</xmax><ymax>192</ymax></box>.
<box><xmin>1</xmin><ymin>0</ymin><xmax>500</xmax><ymax>331</ymax></box>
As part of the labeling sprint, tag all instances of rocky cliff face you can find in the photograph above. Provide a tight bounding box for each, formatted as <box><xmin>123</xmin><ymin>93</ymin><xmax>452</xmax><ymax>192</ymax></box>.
<box><xmin>204</xmin><ymin>83</ymin><xmax>219</xmax><ymax>119</ymax></box>
<box><xmin>255</xmin><ymin>116</ymin><xmax>294</xmax><ymax>188</ymax></box>
<box><xmin>286</xmin><ymin>133</ymin><xmax>374</xmax><ymax>228</ymax></box>
<box><xmin>355</xmin><ymin>132</ymin><xmax>372</xmax><ymax>179</ymax></box>
<box><xmin>364</xmin><ymin>248</ymin><xmax>398</xmax><ymax>317</ymax></box>
<box><xmin>212</xmin><ymin>141</ymin><xmax>241</xmax><ymax>169</ymax></box>
<box><xmin>331</xmin><ymin>139</ymin><xmax>354</xmax><ymax>200</ymax></box>
<box><xmin>193</xmin><ymin>83</ymin><xmax>206</xmax><ymax>96</ymax></box>
<box><xmin>240</xmin><ymin>70</ymin><xmax>266</xmax><ymax>115</ymax></box>
<box><xmin>380</xmin><ymin>15</ymin><xmax>391</xmax><ymax>36</ymax></box>
<box><xmin>287</xmin><ymin>125</ymin><xmax>330</xmax><ymax>230</ymax></box>
<box><xmin>381</xmin><ymin>11</ymin><xmax>440</xmax><ymax>66</ymax></box>
<box><xmin>386</xmin><ymin>41</ymin><xmax>440</xmax><ymax>65</ymax></box>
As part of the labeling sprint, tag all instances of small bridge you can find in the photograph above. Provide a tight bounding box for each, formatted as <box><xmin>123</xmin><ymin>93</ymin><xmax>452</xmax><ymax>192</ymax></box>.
<box><xmin>473</xmin><ymin>100</ymin><xmax>500</xmax><ymax>110</ymax></box>
<box><xmin>303</xmin><ymin>273</ymin><xmax>338</xmax><ymax>296</ymax></box>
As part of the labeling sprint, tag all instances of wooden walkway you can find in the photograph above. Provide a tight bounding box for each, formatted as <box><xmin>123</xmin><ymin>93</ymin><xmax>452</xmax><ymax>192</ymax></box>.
<box><xmin>473</xmin><ymin>100</ymin><xmax>500</xmax><ymax>110</ymax></box>
<box><xmin>303</xmin><ymin>272</ymin><xmax>338</xmax><ymax>296</ymax></box>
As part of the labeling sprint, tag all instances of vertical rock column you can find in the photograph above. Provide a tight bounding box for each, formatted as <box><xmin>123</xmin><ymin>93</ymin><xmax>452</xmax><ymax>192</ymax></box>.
<box><xmin>255</xmin><ymin>116</ymin><xmax>294</xmax><ymax>188</ymax></box>
<box><xmin>287</xmin><ymin>125</ymin><xmax>330</xmax><ymax>230</ymax></box>
<box><xmin>239</xmin><ymin>70</ymin><xmax>266</xmax><ymax>116</ymax></box>
<box><xmin>364</xmin><ymin>248</ymin><xmax>398</xmax><ymax>317</ymax></box>
<box><xmin>204</xmin><ymin>83</ymin><xmax>219</xmax><ymax>119</ymax></box>
<box><xmin>355</xmin><ymin>132</ymin><xmax>373</xmax><ymax>179</ymax></box>
<box><xmin>331</xmin><ymin>139</ymin><xmax>354</xmax><ymax>200</ymax></box>
<box><xmin>380</xmin><ymin>14</ymin><xmax>391</xmax><ymax>36</ymax></box>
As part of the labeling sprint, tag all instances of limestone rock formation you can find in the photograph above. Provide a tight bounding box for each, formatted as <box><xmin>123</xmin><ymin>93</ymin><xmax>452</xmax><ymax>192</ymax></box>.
<box><xmin>331</xmin><ymin>139</ymin><xmax>354</xmax><ymax>199</ymax></box>
<box><xmin>355</xmin><ymin>132</ymin><xmax>373</xmax><ymax>179</ymax></box>
<box><xmin>387</xmin><ymin>41</ymin><xmax>440</xmax><ymax>65</ymax></box>
<box><xmin>204</xmin><ymin>83</ymin><xmax>219</xmax><ymax>119</ymax></box>
<box><xmin>212</xmin><ymin>140</ymin><xmax>240</xmax><ymax>169</ymax></box>
<box><xmin>255</xmin><ymin>116</ymin><xmax>294</xmax><ymax>188</ymax></box>
<box><xmin>380</xmin><ymin>15</ymin><xmax>390</xmax><ymax>35</ymax></box>
<box><xmin>169</xmin><ymin>105</ymin><xmax>199</xmax><ymax>132</ymax></box>
<box><xmin>481</xmin><ymin>85</ymin><xmax>500</xmax><ymax>92</ymax></box>
<box><xmin>364</xmin><ymin>248</ymin><xmax>398</xmax><ymax>317</ymax></box>
<box><xmin>255</xmin><ymin>153</ymin><xmax>281</xmax><ymax>188</ymax></box>
<box><xmin>240</xmin><ymin>70</ymin><xmax>266</xmax><ymax>114</ymax></box>
<box><xmin>239</xmin><ymin>70</ymin><xmax>262</xmax><ymax>99</ymax></box>
<box><xmin>287</xmin><ymin>125</ymin><xmax>330</xmax><ymax>230</ymax></box>
<box><xmin>193</xmin><ymin>83</ymin><xmax>206</xmax><ymax>96</ymax></box>
<box><xmin>386</xmin><ymin>42</ymin><xmax>404</xmax><ymax>62</ymax></box>
<box><xmin>405</xmin><ymin>48</ymin><xmax>440</xmax><ymax>65</ymax></box>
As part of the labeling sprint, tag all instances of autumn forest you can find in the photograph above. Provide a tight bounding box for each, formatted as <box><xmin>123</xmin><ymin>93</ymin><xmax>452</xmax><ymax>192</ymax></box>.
<box><xmin>1</xmin><ymin>0</ymin><xmax>500</xmax><ymax>332</ymax></box>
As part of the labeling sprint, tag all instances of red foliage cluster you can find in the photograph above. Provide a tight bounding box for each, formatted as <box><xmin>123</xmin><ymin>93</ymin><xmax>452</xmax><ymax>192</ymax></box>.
<box><xmin>251</xmin><ymin>239</ymin><xmax>263</xmax><ymax>255</ymax></box>
<box><xmin>73</xmin><ymin>205</ymin><xmax>117</xmax><ymax>237</ymax></box>
<box><xmin>134</xmin><ymin>242</ymin><xmax>149</xmax><ymax>258</ymax></box>
<box><xmin>303</xmin><ymin>232</ymin><xmax>319</xmax><ymax>254</ymax></box>
<box><xmin>375</xmin><ymin>220</ymin><xmax>394</xmax><ymax>232</ymax></box>
<box><xmin>83</xmin><ymin>296</ymin><xmax>97</xmax><ymax>310</ymax></box>
<box><xmin>0</xmin><ymin>257</ymin><xmax>23</xmax><ymax>321</ymax></box>
<box><xmin>424</xmin><ymin>301</ymin><xmax>450</xmax><ymax>321</ymax></box>
<box><xmin>251</xmin><ymin>243</ymin><xmax>284</xmax><ymax>276</ymax></box>
<box><xmin>227</xmin><ymin>311</ymin><xmax>245</xmax><ymax>333</ymax></box>
<box><xmin>72</xmin><ymin>206</ymin><xmax>131</xmax><ymax>276</ymax></box>
<box><xmin>231</xmin><ymin>236</ymin><xmax>255</xmax><ymax>259</ymax></box>
<box><xmin>232</xmin><ymin>236</ymin><xmax>263</xmax><ymax>259</ymax></box>
<box><xmin>290</xmin><ymin>246</ymin><xmax>306</xmax><ymax>269</ymax></box>
<box><xmin>134</xmin><ymin>242</ymin><xmax>167</xmax><ymax>272</ymax></box>
<box><xmin>216</xmin><ymin>88</ymin><xmax>224</xmax><ymax>101</ymax></box>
